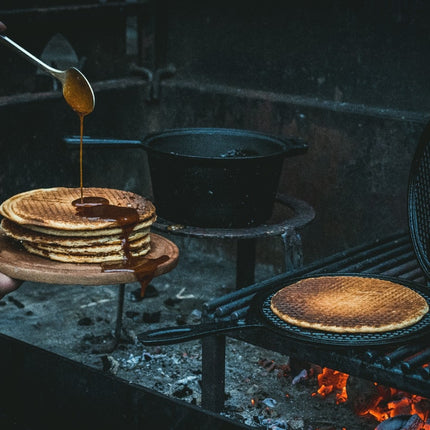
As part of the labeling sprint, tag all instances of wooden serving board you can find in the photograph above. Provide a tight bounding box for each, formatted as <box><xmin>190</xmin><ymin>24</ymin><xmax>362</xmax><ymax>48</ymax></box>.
<box><xmin>0</xmin><ymin>232</ymin><xmax>179</xmax><ymax>286</ymax></box>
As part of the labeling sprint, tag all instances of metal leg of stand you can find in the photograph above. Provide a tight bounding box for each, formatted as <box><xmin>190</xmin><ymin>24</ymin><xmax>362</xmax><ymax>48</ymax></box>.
<box><xmin>236</xmin><ymin>238</ymin><xmax>256</xmax><ymax>289</ymax></box>
<box><xmin>114</xmin><ymin>283</ymin><xmax>126</xmax><ymax>343</ymax></box>
<box><xmin>201</xmin><ymin>335</ymin><xmax>226</xmax><ymax>412</ymax></box>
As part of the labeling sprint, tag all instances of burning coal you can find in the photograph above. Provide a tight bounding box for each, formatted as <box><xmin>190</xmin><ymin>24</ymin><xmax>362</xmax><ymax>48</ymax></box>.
<box><xmin>312</xmin><ymin>367</ymin><xmax>430</xmax><ymax>428</ymax></box>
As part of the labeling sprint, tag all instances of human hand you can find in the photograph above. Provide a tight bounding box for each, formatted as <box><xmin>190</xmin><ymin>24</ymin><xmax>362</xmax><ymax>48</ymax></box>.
<box><xmin>0</xmin><ymin>21</ymin><xmax>7</xmax><ymax>33</ymax></box>
<box><xmin>0</xmin><ymin>273</ymin><xmax>22</xmax><ymax>300</ymax></box>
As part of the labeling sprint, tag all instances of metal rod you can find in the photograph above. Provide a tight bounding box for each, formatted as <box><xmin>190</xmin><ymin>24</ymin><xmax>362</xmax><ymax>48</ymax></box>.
<box><xmin>201</xmin><ymin>335</ymin><xmax>226</xmax><ymax>412</ymax></box>
<box><xmin>381</xmin><ymin>343</ymin><xmax>425</xmax><ymax>367</ymax></box>
<box><xmin>230</xmin><ymin>306</ymin><xmax>251</xmax><ymax>321</ymax></box>
<box><xmin>236</xmin><ymin>238</ymin><xmax>256</xmax><ymax>289</ymax></box>
<box><xmin>215</xmin><ymin>295</ymin><xmax>255</xmax><ymax>318</ymax></box>
<box><xmin>362</xmin><ymin>349</ymin><xmax>383</xmax><ymax>362</ymax></box>
<box><xmin>400</xmin><ymin>347</ymin><xmax>430</xmax><ymax>373</ymax></box>
<box><xmin>419</xmin><ymin>365</ymin><xmax>430</xmax><ymax>379</ymax></box>
<box><xmin>398</xmin><ymin>268</ymin><xmax>426</xmax><ymax>283</ymax></box>
<box><xmin>357</xmin><ymin>251</ymin><xmax>417</xmax><ymax>274</ymax></box>
<box><xmin>203</xmin><ymin>232</ymin><xmax>411</xmax><ymax>312</ymax></box>
<box><xmin>114</xmin><ymin>283</ymin><xmax>126</xmax><ymax>343</ymax></box>
<box><xmin>64</xmin><ymin>136</ymin><xmax>143</xmax><ymax>149</ymax></box>
<box><xmin>340</xmin><ymin>245</ymin><xmax>413</xmax><ymax>273</ymax></box>
<box><xmin>381</xmin><ymin>259</ymin><xmax>421</xmax><ymax>277</ymax></box>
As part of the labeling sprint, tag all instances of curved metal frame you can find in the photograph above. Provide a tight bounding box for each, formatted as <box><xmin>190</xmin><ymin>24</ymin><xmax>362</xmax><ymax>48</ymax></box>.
<box><xmin>152</xmin><ymin>193</ymin><xmax>315</xmax><ymax>239</ymax></box>
<box><xmin>408</xmin><ymin>119</ymin><xmax>430</xmax><ymax>280</ymax></box>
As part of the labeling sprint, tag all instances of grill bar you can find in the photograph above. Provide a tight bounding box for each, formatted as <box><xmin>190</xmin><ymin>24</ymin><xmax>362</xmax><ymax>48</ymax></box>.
<box><xmin>381</xmin><ymin>344</ymin><xmax>425</xmax><ymax>367</ymax></box>
<box><xmin>201</xmin><ymin>231</ymin><xmax>430</xmax><ymax>411</ymax></box>
<box><xmin>204</xmin><ymin>232</ymin><xmax>418</xmax><ymax>318</ymax></box>
<box><xmin>342</xmin><ymin>247</ymin><xmax>414</xmax><ymax>273</ymax></box>
<box><xmin>401</xmin><ymin>347</ymin><xmax>430</xmax><ymax>373</ymax></box>
<box><xmin>231</xmin><ymin>306</ymin><xmax>251</xmax><ymax>321</ymax></box>
<box><xmin>419</xmin><ymin>365</ymin><xmax>430</xmax><ymax>379</ymax></box>
<box><xmin>204</xmin><ymin>232</ymin><xmax>411</xmax><ymax>314</ymax></box>
<box><xmin>214</xmin><ymin>296</ymin><xmax>255</xmax><ymax>319</ymax></box>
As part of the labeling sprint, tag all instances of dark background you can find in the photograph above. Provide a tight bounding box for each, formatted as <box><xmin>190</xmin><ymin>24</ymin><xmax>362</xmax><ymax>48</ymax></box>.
<box><xmin>0</xmin><ymin>0</ymin><xmax>429</xmax><ymax>263</ymax></box>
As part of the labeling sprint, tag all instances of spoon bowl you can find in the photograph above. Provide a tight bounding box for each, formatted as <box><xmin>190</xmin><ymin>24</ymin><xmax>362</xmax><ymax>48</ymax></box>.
<box><xmin>0</xmin><ymin>34</ymin><xmax>95</xmax><ymax>115</ymax></box>
<box><xmin>62</xmin><ymin>67</ymin><xmax>95</xmax><ymax>116</ymax></box>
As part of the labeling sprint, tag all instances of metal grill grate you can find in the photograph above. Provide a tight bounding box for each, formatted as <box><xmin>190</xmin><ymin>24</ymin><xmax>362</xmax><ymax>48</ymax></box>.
<box><xmin>261</xmin><ymin>286</ymin><xmax>430</xmax><ymax>346</ymax></box>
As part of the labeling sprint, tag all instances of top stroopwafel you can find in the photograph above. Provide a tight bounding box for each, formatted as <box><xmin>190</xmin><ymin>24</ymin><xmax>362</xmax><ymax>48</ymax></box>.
<box><xmin>0</xmin><ymin>187</ymin><xmax>155</xmax><ymax>232</ymax></box>
<box><xmin>270</xmin><ymin>275</ymin><xmax>429</xmax><ymax>333</ymax></box>
<box><xmin>0</xmin><ymin>187</ymin><xmax>157</xmax><ymax>264</ymax></box>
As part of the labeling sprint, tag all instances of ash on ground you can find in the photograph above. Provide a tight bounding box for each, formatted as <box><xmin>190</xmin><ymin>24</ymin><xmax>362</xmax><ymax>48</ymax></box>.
<box><xmin>101</xmin><ymin>339</ymin><xmax>377</xmax><ymax>429</ymax></box>
<box><xmin>0</xmin><ymin>235</ymin><xmax>379</xmax><ymax>430</ymax></box>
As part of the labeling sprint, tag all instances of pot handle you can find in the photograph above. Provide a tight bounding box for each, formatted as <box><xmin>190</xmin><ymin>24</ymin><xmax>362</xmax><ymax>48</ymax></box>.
<box><xmin>137</xmin><ymin>319</ymin><xmax>262</xmax><ymax>345</ymax></box>
<box><xmin>63</xmin><ymin>136</ymin><xmax>143</xmax><ymax>149</ymax></box>
<box><xmin>64</xmin><ymin>135</ymin><xmax>309</xmax><ymax>155</ymax></box>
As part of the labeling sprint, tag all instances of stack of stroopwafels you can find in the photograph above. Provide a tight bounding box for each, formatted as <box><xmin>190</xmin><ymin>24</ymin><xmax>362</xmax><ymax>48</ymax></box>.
<box><xmin>0</xmin><ymin>187</ymin><xmax>157</xmax><ymax>264</ymax></box>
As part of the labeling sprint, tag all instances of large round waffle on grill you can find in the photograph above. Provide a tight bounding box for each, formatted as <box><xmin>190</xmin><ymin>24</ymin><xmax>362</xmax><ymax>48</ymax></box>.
<box><xmin>0</xmin><ymin>187</ymin><xmax>157</xmax><ymax>264</ymax></box>
<box><xmin>270</xmin><ymin>275</ymin><xmax>429</xmax><ymax>333</ymax></box>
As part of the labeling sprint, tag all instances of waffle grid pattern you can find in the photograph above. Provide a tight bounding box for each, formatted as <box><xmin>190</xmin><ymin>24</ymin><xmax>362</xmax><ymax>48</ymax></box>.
<box><xmin>263</xmin><ymin>277</ymin><xmax>430</xmax><ymax>345</ymax></box>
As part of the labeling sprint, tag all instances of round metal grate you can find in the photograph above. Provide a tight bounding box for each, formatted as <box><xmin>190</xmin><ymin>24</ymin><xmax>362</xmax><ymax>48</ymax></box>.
<box><xmin>259</xmin><ymin>280</ymin><xmax>430</xmax><ymax>347</ymax></box>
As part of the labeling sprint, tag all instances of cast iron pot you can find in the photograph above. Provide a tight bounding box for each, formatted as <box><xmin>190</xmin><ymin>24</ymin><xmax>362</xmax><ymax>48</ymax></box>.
<box><xmin>64</xmin><ymin>128</ymin><xmax>308</xmax><ymax>228</ymax></box>
<box><xmin>141</xmin><ymin>128</ymin><xmax>308</xmax><ymax>228</ymax></box>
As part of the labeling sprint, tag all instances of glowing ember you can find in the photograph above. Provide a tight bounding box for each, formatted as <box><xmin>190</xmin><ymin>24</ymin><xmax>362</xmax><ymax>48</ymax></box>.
<box><xmin>312</xmin><ymin>367</ymin><xmax>349</xmax><ymax>405</ymax></box>
<box><xmin>314</xmin><ymin>367</ymin><xmax>430</xmax><ymax>426</ymax></box>
<box><xmin>365</xmin><ymin>391</ymin><xmax>430</xmax><ymax>423</ymax></box>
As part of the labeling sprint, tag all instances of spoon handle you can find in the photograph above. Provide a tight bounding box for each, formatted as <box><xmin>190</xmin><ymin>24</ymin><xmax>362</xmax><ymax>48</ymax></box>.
<box><xmin>0</xmin><ymin>34</ymin><xmax>64</xmax><ymax>82</ymax></box>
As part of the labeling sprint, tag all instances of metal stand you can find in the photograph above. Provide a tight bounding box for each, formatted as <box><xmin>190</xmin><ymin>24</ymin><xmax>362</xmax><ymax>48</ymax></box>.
<box><xmin>152</xmin><ymin>194</ymin><xmax>315</xmax><ymax>290</ymax></box>
<box><xmin>91</xmin><ymin>283</ymin><xmax>126</xmax><ymax>353</ymax></box>
<box><xmin>152</xmin><ymin>194</ymin><xmax>315</xmax><ymax>411</ymax></box>
<box><xmin>236</xmin><ymin>238</ymin><xmax>256</xmax><ymax>288</ymax></box>
<box><xmin>114</xmin><ymin>283</ymin><xmax>126</xmax><ymax>343</ymax></box>
<box><xmin>201</xmin><ymin>335</ymin><xmax>226</xmax><ymax>412</ymax></box>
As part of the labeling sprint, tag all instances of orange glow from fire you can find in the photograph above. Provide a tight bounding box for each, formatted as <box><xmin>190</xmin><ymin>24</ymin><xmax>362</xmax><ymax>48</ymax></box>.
<box><xmin>314</xmin><ymin>367</ymin><xmax>430</xmax><ymax>425</ymax></box>
<box><xmin>312</xmin><ymin>368</ymin><xmax>349</xmax><ymax>405</ymax></box>
<box><xmin>364</xmin><ymin>392</ymin><xmax>430</xmax><ymax>424</ymax></box>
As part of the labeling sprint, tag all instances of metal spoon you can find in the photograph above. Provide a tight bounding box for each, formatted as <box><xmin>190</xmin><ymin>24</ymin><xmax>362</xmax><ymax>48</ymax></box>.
<box><xmin>0</xmin><ymin>33</ymin><xmax>95</xmax><ymax>116</ymax></box>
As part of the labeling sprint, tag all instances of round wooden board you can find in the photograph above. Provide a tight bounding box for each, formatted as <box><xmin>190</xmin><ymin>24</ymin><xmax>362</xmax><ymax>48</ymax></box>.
<box><xmin>0</xmin><ymin>232</ymin><xmax>179</xmax><ymax>285</ymax></box>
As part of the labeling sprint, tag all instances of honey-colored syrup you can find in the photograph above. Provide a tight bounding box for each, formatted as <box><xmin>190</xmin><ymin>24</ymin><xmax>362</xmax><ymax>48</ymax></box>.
<box><xmin>62</xmin><ymin>69</ymin><xmax>94</xmax><ymax>201</ymax></box>
<box><xmin>65</xmin><ymin>73</ymin><xmax>166</xmax><ymax>295</ymax></box>
<box><xmin>73</xmin><ymin>196</ymin><xmax>166</xmax><ymax>296</ymax></box>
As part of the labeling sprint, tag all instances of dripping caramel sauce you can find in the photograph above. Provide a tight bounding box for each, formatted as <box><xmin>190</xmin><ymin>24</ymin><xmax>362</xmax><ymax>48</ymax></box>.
<box><xmin>79</xmin><ymin>114</ymin><xmax>84</xmax><ymax>201</ymax></box>
<box><xmin>72</xmin><ymin>113</ymin><xmax>165</xmax><ymax>296</ymax></box>
<box><xmin>72</xmin><ymin>197</ymin><xmax>165</xmax><ymax>296</ymax></box>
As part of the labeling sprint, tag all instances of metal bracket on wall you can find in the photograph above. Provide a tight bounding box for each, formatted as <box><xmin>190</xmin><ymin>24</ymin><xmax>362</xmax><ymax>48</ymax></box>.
<box><xmin>38</xmin><ymin>33</ymin><xmax>86</xmax><ymax>91</ymax></box>
<box><xmin>129</xmin><ymin>63</ymin><xmax>176</xmax><ymax>102</ymax></box>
